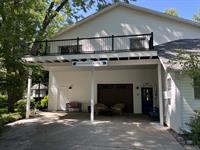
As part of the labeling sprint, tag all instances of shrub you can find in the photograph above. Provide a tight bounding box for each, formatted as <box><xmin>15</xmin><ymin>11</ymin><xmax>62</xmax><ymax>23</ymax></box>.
<box><xmin>0</xmin><ymin>113</ymin><xmax>22</xmax><ymax>133</ymax></box>
<box><xmin>189</xmin><ymin>110</ymin><xmax>200</xmax><ymax>147</ymax></box>
<box><xmin>36</xmin><ymin>96</ymin><xmax>48</xmax><ymax>110</ymax></box>
<box><xmin>14</xmin><ymin>99</ymin><xmax>35</xmax><ymax>118</ymax></box>
<box><xmin>0</xmin><ymin>108</ymin><xmax>8</xmax><ymax>114</ymax></box>
<box><xmin>0</xmin><ymin>94</ymin><xmax>7</xmax><ymax>108</ymax></box>
<box><xmin>41</xmin><ymin>96</ymin><xmax>48</xmax><ymax>108</ymax></box>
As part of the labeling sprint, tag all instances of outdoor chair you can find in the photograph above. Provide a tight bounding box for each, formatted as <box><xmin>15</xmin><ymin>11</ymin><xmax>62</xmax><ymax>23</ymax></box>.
<box><xmin>66</xmin><ymin>101</ymin><xmax>82</xmax><ymax>112</ymax></box>
<box><xmin>111</xmin><ymin>103</ymin><xmax>125</xmax><ymax>115</ymax></box>
<box><xmin>95</xmin><ymin>103</ymin><xmax>108</xmax><ymax>115</ymax></box>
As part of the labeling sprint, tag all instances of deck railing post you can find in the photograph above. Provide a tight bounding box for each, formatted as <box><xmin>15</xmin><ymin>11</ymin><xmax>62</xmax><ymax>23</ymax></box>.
<box><xmin>45</xmin><ymin>39</ymin><xmax>48</xmax><ymax>55</ymax></box>
<box><xmin>112</xmin><ymin>35</ymin><xmax>114</xmax><ymax>51</ymax></box>
<box><xmin>149</xmin><ymin>32</ymin><xmax>154</xmax><ymax>50</ymax></box>
<box><xmin>77</xmin><ymin>37</ymin><xmax>79</xmax><ymax>53</ymax></box>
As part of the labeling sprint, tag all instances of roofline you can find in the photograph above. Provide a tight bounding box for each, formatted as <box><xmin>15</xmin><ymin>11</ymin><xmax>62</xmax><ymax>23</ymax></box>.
<box><xmin>52</xmin><ymin>2</ymin><xmax>200</xmax><ymax>39</ymax></box>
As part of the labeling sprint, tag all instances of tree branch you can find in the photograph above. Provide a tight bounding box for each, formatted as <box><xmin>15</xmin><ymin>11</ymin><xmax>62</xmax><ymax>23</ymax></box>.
<box><xmin>41</xmin><ymin>0</ymin><xmax>68</xmax><ymax>33</ymax></box>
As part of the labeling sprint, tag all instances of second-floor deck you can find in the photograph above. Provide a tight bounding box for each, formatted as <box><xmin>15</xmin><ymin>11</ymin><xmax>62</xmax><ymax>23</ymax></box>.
<box><xmin>29</xmin><ymin>33</ymin><xmax>154</xmax><ymax>56</ymax></box>
<box><xmin>24</xmin><ymin>33</ymin><xmax>158</xmax><ymax>63</ymax></box>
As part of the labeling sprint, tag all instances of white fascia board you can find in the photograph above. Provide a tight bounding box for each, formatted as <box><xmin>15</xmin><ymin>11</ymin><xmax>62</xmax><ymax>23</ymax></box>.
<box><xmin>23</xmin><ymin>51</ymin><xmax>158</xmax><ymax>63</ymax></box>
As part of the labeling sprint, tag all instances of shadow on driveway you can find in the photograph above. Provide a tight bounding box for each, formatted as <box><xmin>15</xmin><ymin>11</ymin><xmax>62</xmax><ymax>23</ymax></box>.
<box><xmin>0</xmin><ymin>112</ymin><xmax>184</xmax><ymax>150</ymax></box>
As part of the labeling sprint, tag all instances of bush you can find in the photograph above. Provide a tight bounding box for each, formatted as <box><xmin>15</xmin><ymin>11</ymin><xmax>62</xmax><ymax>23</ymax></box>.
<box><xmin>189</xmin><ymin>110</ymin><xmax>200</xmax><ymax>147</ymax></box>
<box><xmin>41</xmin><ymin>96</ymin><xmax>48</xmax><ymax>108</ymax></box>
<box><xmin>0</xmin><ymin>108</ymin><xmax>8</xmax><ymax>114</ymax></box>
<box><xmin>36</xmin><ymin>96</ymin><xmax>48</xmax><ymax>110</ymax></box>
<box><xmin>0</xmin><ymin>113</ymin><xmax>22</xmax><ymax>133</ymax></box>
<box><xmin>0</xmin><ymin>94</ymin><xmax>7</xmax><ymax>108</ymax></box>
<box><xmin>14</xmin><ymin>99</ymin><xmax>35</xmax><ymax>118</ymax></box>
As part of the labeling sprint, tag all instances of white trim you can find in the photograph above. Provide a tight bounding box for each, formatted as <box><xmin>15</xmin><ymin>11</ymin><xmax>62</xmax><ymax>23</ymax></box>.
<box><xmin>53</xmin><ymin>3</ymin><xmax>200</xmax><ymax>38</ymax></box>
<box><xmin>175</xmin><ymin>74</ymin><xmax>182</xmax><ymax>132</ymax></box>
<box><xmin>26</xmin><ymin>70</ymin><xmax>32</xmax><ymax>119</ymax></box>
<box><xmin>24</xmin><ymin>51</ymin><xmax>158</xmax><ymax>63</ymax></box>
<box><xmin>37</xmin><ymin>59</ymin><xmax>159</xmax><ymax>72</ymax></box>
<box><xmin>158</xmin><ymin>63</ymin><xmax>164</xmax><ymax>125</ymax></box>
<box><xmin>90</xmin><ymin>69</ymin><xmax>95</xmax><ymax>123</ymax></box>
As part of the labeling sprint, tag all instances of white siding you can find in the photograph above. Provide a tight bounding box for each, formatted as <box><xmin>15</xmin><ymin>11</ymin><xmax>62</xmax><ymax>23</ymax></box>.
<box><xmin>162</xmin><ymin>69</ymin><xmax>181</xmax><ymax>132</ymax></box>
<box><xmin>51</xmin><ymin>6</ymin><xmax>200</xmax><ymax>53</ymax></box>
<box><xmin>178</xmin><ymin>77</ymin><xmax>200</xmax><ymax>131</ymax></box>
<box><xmin>47</xmin><ymin>67</ymin><xmax>158</xmax><ymax>113</ymax></box>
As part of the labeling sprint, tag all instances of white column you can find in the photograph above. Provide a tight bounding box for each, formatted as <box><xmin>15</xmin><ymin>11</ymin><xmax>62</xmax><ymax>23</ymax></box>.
<box><xmin>158</xmin><ymin>63</ymin><xmax>164</xmax><ymax>125</ymax></box>
<box><xmin>26</xmin><ymin>69</ymin><xmax>32</xmax><ymax>119</ymax></box>
<box><xmin>90</xmin><ymin>68</ymin><xmax>95</xmax><ymax>123</ymax></box>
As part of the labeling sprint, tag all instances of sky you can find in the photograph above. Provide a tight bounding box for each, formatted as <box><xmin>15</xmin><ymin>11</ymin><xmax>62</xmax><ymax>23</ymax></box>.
<box><xmin>134</xmin><ymin>0</ymin><xmax>200</xmax><ymax>20</ymax></box>
<box><xmin>83</xmin><ymin>0</ymin><xmax>200</xmax><ymax>21</ymax></box>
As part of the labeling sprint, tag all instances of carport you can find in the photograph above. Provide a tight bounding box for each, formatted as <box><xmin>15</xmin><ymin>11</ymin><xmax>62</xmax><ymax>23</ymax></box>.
<box><xmin>25</xmin><ymin>58</ymin><xmax>164</xmax><ymax>125</ymax></box>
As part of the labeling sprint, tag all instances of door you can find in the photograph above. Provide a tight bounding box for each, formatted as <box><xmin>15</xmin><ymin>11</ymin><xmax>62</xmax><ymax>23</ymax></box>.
<box><xmin>141</xmin><ymin>88</ymin><xmax>153</xmax><ymax>114</ymax></box>
<box><xmin>97</xmin><ymin>84</ymin><xmax>133</xmax><ymax>113</ymax></box>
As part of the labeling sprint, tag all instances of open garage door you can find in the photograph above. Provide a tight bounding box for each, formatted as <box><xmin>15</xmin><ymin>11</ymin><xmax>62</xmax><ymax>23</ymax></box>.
<box><xmin>97</xmin><ymin>84</ymin><xmax>133</xmax><ymax>113</ymax></box>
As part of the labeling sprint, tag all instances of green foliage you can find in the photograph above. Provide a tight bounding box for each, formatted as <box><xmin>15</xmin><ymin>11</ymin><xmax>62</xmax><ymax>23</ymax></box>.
<box><xmin>0</xmin><ymin>94</ymin><xmax>7</xmax><ymax>108</ymax></box>
<box><xmin>41</xmin><ymin>96</ymin><xmax>48</xmax><ymax>108</ymax></box>
<box><xmin>96</xmin><ymin>0</ymin><xmax>135</xmax><ymax>11</ymax></box>
<box><xmin>189</xmin><ymin>110</ymin><xmax>200</xmax><ymax>146</ymax></box>
<box><xmin>164</xmin><ymin>8</ymin><xmax>178</xmax><ymax>17</ymax></box>
<box><xmin>178</xmin><ymin>52</ymin><xmax>200</xmax><ymax>80</ymax></box>
<box><xmin>0</xmin><ymin>113</ymin><xmax>22</xmax><ymax>133</ymax></box>
<box><xmin>36</xmin><ymin>96</ymin><xmax>48</xmax><ymax>109</ymax></box>
<box><xmin>0</xmin><ymin>108</ymin><xmax>7</xmax><ymax>114</ymax></box>
<box><xmin>14</xmin><ymin>99</ymin><xmax>35</xmax><ymax>118</ymax></box>
<box><xmin>0</xmin><ymin>0</ymin><xmax>136</xmax><ymax>112</ymax></box>
<box><xmin>193</xmin><ymin>9</ymin><xmax>200</xmax><ymax>23</ymax></box>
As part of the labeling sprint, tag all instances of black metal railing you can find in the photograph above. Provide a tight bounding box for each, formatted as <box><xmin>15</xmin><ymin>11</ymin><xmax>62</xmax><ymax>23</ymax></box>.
<box><xmin>28</xmin><ymin>33</ymin><xmax>154</xmax><ymax>56</ymax></box>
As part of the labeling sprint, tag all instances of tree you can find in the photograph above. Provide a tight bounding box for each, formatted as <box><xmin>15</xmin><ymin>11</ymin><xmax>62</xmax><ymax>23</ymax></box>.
<box><xmin>0</xmin><ymin>0</ymin><xmax>134</xmax><ymax>112</ymax></box>
<box><xmin>178</xmin><ymin>53</ymin><xmax>200</xmax><ymax>79</ymax></box>
<box><xmin>193</xmin><ymin>9</ymin><xmax>200</xmax><ymax>23</ymax></box>
<box><xmin>97</xmin><ymin>0</ymin><xmax>136</xmax><ymax>11</ymax></box>
<box><xmin>0</xmin><ymin>0</ymin><xmax>46</xmax><ymax>112</ymax></box>
<box><xmin>176</xmin><ymin>51</ymin><xmax>200</xmax><ymax>94</ymax></box>
<box><xmin>164</xmin><ymin>8</ymin><xmax>178</xmax><ymax>17</ymax></box>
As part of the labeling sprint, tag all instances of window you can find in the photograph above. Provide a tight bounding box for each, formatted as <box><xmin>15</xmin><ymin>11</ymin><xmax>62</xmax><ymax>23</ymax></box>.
<box><xmin>58</xmin><ymin>45</ymin><xmax>81</xmax><ymax>54</ymax></box>
<box><xmin>194</xmin><ymin>78</ymin><xmax>200</xmax><ymax>99</ymax></box>
<box><xmin>129</xmin><ymin>37</ymin><xmax>147</xmax><ymax>50</ymax></box>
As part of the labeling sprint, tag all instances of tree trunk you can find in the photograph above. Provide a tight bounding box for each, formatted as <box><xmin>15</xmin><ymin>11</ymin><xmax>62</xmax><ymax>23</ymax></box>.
<box><xmin>7</xmin><ymin>89</ymin><xmax>15</xmax><ymax>112</ymax></box>
<box><xmin>6</xmin><ymin>67</ymin><xmax>26</xmax><ymax>112</ymax></box>
<box><xmin>7</xmin><ymin>88</ymin><xmax>24</xmax><ymax>112</ymax></box>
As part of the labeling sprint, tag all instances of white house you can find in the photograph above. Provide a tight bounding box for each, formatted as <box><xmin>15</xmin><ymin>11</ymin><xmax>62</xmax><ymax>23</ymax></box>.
<box><xmin>24</xmin><ymin>3</ymin><xmax>200</xmax><ymax>133</ymax></box>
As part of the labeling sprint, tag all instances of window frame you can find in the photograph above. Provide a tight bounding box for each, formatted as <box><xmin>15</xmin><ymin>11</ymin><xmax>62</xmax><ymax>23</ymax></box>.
<box><xmin>129</xmin><ymin>37</ymin><xmax>148</xmax><ymax>51</ymax></box>
<box><xmin>58</xmin><ymin>45</ymin><xmax>82</xmax><ymax>54</ymax></box>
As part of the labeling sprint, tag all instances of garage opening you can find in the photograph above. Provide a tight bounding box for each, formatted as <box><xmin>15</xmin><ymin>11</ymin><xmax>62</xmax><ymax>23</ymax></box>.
<box><xmin>97</xmin><ymin>84</ymin><xmax>133</xmax><ymax>113</ymax></box>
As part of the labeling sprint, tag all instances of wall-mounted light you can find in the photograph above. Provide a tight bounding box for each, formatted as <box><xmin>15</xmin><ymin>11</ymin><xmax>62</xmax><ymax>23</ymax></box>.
<box><xmin>68</xmin><ymin>84</ymin><xmax>73</xmax><ymax>90</ymax></box>
<box><xmin>136</xmin><ymin>86</ymin><xmax>139</xmax><ymax>90</ymax></box>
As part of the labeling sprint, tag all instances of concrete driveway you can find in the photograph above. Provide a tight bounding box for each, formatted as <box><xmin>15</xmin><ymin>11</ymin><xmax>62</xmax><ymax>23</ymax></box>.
<box><xmin>0</xmin><ymin>112</ymin><xmax>184</xmax><ymax>150</ymax></box>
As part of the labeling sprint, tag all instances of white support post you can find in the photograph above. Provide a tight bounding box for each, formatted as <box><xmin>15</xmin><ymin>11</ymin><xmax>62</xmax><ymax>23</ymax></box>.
<box><xmin>90</xmin><ymin>69</ymin><xmax>94</xmax><ymax>123</ymax></box>
<box><xmin>158</xmin><ymin>63</ymin><xmax>164</xmax><ymax>125</ymax></box>
<box><xmin>26</xmin><ymin>69</ymin><xmax>32</xmax><ymax>119</ymax></box>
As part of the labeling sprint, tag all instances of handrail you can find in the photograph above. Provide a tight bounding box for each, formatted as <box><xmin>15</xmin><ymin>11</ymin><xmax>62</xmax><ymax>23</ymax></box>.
<box><xmin>28</xmin><ymin>33</ymin><xmax>154</xmax><ymax>56</ymax></box>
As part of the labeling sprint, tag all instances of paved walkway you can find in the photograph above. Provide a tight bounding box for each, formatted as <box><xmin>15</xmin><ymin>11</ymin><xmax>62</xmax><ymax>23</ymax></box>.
<box><xmin>0</xmin><ymin>112</ymin><xmax>184</xmax><ymax>150</ymax></box>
